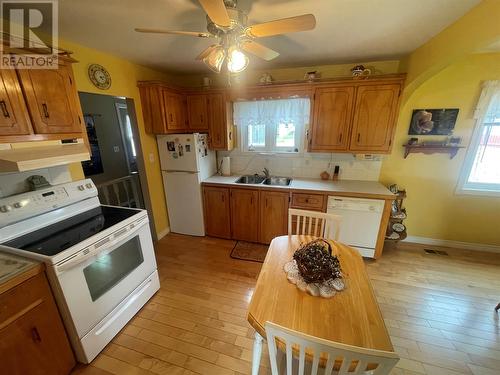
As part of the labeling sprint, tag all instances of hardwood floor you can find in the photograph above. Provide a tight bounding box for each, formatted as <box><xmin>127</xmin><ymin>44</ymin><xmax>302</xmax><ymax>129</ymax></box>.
<box><xmin>73</xmin><ymin>234</ymin><xmax>500</xmax><ymax>375</ymax></box>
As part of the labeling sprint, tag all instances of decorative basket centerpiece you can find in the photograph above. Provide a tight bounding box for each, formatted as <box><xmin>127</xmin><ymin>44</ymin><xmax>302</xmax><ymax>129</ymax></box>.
<box><xmin>284</xmin><ymin>239</ymin><xmax>345</xmax><ymax>298</ymax></box>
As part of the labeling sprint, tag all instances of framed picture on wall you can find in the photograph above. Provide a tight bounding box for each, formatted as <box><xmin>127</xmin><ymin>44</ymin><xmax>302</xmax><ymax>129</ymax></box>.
<box><xmin>408</xmin><ymin>108</ymin><xmax>459</xmax><ymax>135</ymax></box>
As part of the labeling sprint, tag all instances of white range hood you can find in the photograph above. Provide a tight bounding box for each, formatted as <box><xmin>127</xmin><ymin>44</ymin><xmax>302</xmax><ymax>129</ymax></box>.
<box><xmin>0</xmin><ymin>142</ymin><xmax>90</xmax><ymax>172</ymax></box>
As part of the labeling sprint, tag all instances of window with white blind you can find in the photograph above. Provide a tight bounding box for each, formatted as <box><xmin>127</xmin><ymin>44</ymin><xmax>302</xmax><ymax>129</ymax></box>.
<box><xmin>233</xmin><ymin>98</ymin><xmax>310</xmax><ymax>153</ymax></box>
<box><xmin>457</xmin><ymin>81</ymin><xmax>500</xmax><ymax>195</ymax></box>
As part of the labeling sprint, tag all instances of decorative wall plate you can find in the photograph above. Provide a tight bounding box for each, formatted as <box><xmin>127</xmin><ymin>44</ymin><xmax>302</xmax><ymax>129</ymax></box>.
<box><xmin>88</xmin><ymin>64</ymin><xmax>111</xmax><ymax>90</ymax></box>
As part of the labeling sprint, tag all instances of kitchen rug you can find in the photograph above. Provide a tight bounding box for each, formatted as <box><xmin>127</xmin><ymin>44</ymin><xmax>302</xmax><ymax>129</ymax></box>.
<box><xmin>230</xmin><ymin>241</ymin><xmax>269</xmax><ymax>263</ymax></box>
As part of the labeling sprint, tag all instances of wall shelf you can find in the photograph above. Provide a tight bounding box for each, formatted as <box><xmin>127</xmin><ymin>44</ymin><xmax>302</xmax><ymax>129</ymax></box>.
<box><xmin>403</xmin><ymin>143</ymin><xmax>464</xmax><ymax>159</ymax></box>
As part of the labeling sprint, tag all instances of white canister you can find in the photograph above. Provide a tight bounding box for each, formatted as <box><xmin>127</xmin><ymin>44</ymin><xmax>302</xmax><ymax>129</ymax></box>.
<box><xmin>221</xmin><ymin>156</ymin><xmax>231</xmax><ymax>176</ymax></box>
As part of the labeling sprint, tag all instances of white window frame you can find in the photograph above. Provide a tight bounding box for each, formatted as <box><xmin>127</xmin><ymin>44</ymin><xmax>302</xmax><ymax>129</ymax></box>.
<box><xmin>235</xmin><ymin>98</ymin><xmax>310</xmax><ymax>155</ymax></box>
<box><xmin>456</xmin><ymin>81</ymin><xmax>500</xmax><ymax>197</ymax></box>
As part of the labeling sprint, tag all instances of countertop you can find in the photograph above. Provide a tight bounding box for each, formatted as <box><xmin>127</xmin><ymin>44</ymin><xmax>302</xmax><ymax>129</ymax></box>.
<box><xmin>0</xmin><ymin>250</ymin><xmax>43</xmax><ymax>294</ymax></box>
<box><xmin>202</xmin><ymin>175</ymin><xmax>395</xmax><ymax>200</ymax></box>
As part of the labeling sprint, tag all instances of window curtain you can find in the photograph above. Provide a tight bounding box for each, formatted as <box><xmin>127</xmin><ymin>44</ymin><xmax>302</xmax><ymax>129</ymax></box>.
<box><xmin>458</xmin><ymin>80</ymin><xmax>500</xmax><ymax>193</ymax></box>
<box><xmin>233</xmin><ymin>98</ymin><xmax>310</xmax><ymax>128</ymax></box>
<box><xmin>472</xmin><ymin>80</ymin><xmax>500</xmax><ymax>121</ymax></box>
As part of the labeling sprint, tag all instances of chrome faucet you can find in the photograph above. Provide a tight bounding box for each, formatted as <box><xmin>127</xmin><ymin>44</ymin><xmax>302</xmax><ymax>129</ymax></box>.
<box><xmin>263</xmin><ymin>168</ymin><xmax>270</xmax><ymax>178</ymax></box>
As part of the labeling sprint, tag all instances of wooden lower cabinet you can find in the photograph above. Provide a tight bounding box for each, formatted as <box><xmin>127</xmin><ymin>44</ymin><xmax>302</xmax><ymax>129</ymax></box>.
<box><xmin>259</xmin><ymin>190</ymin><xmax>290</xmax><ymax>244</ymax></box>
<box><xmin>203</xmin><ymin>186</ymin><xmax>231</xmax><ymax>239</ymax></box>
<box><xmin>230</xmin><ymin>188</ymin><xmax>260</xmax><ymax>242</ymax></box>
<box><xmin>0</xmin><ymin>271</ymin><xmax>75</xmax><ymax>375</ymax></box>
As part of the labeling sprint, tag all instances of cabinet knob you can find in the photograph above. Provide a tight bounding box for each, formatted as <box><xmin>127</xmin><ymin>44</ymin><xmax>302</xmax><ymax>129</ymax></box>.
<box><xmin>42</xmin><ymin>103</ymin><xmax>50</xmax><ymax>118</ymax></box>
<box><xmin>31</xmin><ymin>327</ymin><xmax>42</xmax><ymax>343</ymax></box>
<box><xmin>357</xmin><ymin>133</ymin><xmax>361</xmax><ymax>142</ymax></box>
<box><xmin>0</xmin><ymin>100</ymin><xmax>10</xmax><ymax>118</ymax></box>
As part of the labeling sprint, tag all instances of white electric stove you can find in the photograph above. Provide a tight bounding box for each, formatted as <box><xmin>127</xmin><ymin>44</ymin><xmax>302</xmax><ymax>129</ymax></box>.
<box><xmin>0</xmin><ymin>179</ymin><xmax>160</xmax><ymax>363</ymax></box>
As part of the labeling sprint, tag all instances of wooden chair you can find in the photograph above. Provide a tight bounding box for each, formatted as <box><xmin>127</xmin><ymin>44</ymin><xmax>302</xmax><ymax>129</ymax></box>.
<box><xmin>288</xmin><ymin>208</ymin><xmax>341</xmax><ymax>240</ymax></box>
<box><xmin>265</xmin><ymin>321</ymin><xmax>399</xmax><ymax>375</ymax></box>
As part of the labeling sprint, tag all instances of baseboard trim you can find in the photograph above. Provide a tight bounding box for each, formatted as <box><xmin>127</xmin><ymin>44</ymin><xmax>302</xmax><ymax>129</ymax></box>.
<box><xmin>403</xmin><ymin>235</ymin><xmax>500</xmax><ymax>254</ymax></box>
<box><xmin>156</xmin><ymin>227</ymin><xmax>170</xmax><ymax>241</ymax></box>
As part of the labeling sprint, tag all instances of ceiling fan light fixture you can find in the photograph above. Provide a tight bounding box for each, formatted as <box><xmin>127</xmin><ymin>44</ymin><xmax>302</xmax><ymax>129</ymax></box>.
<box><xmin>203</xmin><ymin>46</ymin><xmax>226</xmax><ymax>73</ymax></box>
<box><xmin>227</xmin><ymin>46</ymin><xmax>249</xmax><ymax>73</ymax></box>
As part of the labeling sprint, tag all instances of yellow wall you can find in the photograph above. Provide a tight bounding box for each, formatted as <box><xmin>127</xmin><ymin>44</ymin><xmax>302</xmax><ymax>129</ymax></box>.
<box><xmin>401</xmin><ymin>0</ymin><xmax>500</xmax><ymax>99</ymax></box>
<box><xmin>59</xmin><ymin>39</ymin><xmax>174</xmax><ymax>238</ymax></box>
<box><xmin>380</xmin><ymin>52</ymin><xmax>500</xmax><ymax>245</ymax></box>
<box><xmin>175</xmin><ymin>60</ymin><xmax>401</xmax><ymax>87</ymax></box>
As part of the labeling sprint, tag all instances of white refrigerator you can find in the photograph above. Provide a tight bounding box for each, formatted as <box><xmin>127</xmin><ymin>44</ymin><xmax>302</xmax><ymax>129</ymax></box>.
<box><xmin>157</xmin><ymin>133</ymin><xmax>216</xmax><ymax>236</ymax></box>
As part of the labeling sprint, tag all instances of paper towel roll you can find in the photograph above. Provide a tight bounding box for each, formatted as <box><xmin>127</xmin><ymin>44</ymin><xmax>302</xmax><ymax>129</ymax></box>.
<box><xmin>221</xmin><ymin>156</ymin><xmax>231</xmax><ymax>176</ymax></box>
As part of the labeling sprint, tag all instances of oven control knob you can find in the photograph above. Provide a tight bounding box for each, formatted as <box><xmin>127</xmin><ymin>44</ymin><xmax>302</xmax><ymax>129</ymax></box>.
<box><xmin>78</xmin><ymin>185</ymin><xmax>85</xmax><ymax>191</ymax></box>
<box><xmin>0</xmin><ymin>205</ymin><xmax>12</xmax><ymax>213</ymax></box>
<box><xmin>85</xmin><ymin>183</ymin><xmax>93</xmax><ymax>189</ymax></box>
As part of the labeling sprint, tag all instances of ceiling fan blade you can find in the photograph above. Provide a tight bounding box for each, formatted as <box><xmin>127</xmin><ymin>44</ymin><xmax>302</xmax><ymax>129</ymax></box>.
<box><xmin>241</xmin><ymin>40</ymin><xmax>279</xmax><ymax>61</ymax></box>
<box><xmin>196</xmin><ymin>44</ymin><xmax>219</xmax><ymax>60</ymax></box>
<box><xmin>246</xmin><ymin>14</ymin><xmax>316</xmax><ymax>38</ymax></box>
<box><xmin>135</xmin><ymin>28</ymin><xmax>213</xmax><ymax>38</ymax></box>
<box><xmin>198</xmin><ymin>0</ymin><xmax>231</xmax><ymax>27</ymax></box>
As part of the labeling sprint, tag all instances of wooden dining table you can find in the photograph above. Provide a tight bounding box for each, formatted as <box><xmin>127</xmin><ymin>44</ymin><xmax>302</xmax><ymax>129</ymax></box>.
<box><xmin>247</xmin><ymin>235</ymin><xmax>394</xmax><ymax>375</ymax></box>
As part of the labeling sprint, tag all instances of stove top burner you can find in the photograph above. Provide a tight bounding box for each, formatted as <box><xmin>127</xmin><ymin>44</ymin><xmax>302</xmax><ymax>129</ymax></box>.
<box><xmin>3</xmin><ymin>206</ymin><xmax>140</xmax><ymax>256</ymax></box>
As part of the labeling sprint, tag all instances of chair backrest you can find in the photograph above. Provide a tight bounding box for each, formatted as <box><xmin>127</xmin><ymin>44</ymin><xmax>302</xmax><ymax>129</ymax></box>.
<box><xmin>288</xmin><ymin>208</ymin><xmax>341</xmax><ymax>240</ymax></box>
<box><xmin>265</xmin><ymin>321</ymin><xmax>399</xmax><ymax>375</ymax></box>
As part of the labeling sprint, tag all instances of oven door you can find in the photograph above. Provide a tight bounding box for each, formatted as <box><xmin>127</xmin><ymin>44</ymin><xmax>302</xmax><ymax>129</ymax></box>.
<box><xmin>55</xmin><ymin>220</ymin><xmax>157</xmax><ymax>338</ymax></box>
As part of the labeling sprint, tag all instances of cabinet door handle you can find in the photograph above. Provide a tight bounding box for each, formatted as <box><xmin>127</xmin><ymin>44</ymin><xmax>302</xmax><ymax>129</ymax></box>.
<box><xmin>338</xmin><ymin>133</ymin><xmax>342</xmax><ymax>143</ymax></box>
<box><xmin>221</xmin><ymin>194</ymin><xmax>224</xmax><ymax>202</ymax></box>
<box><xmin>0</xmin><ymin>100</ymin><xmax>10</xmax><ymax>118</ymax></box>
<box><xmin>169</xmin><ymin>113</ymin><xmax>173</xmax><ymax>123</ymax></box>
<box><xmin>42</xmin><ymin>103</ymin><xmax>50</xmax><ymax>118</ymax></box>
<box><xmin>265</xmin><ymin>198</ymin><xmax>268</xmax><ymax>208</ymax></box>
<box><xmin>357</xmin><ymin>133</ymin><xmax>361</xmax><ymax>142</ymax></box>
<box><xmin>31</xmin><ymin>327</ymin><xmax>42</xmax><ymax>343</ymax></box>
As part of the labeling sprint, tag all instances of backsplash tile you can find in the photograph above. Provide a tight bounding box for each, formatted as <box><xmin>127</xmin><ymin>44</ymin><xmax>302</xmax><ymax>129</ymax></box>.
<box><xmin>217</xmin><ymin>151</ymin><xmax>382</xmax><ymax>181</ymax></box>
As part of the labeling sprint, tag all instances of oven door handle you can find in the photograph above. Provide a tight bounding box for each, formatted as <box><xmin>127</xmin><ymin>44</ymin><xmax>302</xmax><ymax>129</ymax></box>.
<box><xmin>55</xmin><ymin>219</ymin><xmax>147</xmax><ymax>274</ymax></box>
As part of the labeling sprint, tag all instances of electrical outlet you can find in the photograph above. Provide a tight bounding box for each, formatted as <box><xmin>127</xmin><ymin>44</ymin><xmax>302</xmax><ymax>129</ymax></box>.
<box><xmin>113</xmin><ymin>146</ymin><xmax>120</xmax><ymax>152</ymax></box>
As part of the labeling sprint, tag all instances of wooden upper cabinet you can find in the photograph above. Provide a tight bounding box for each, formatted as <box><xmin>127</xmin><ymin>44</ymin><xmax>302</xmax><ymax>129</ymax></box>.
<box><xmin>140</xmin><ymin>85</ymin><xmax>165</xmax><ymax>134</ymax></box>
<box><xmin>187</xmin><ymin>94</ymin><xmax>208</xmax><ymax>130</ymax></box>
<box><xmin>17</xmin><ymin>61</ymin><xmax>83</xmax><ymax>134</ymax></box>
<box><xmin>230</xmin><ymin>188</ymin><xmax>259</xmax><ymax>242</ymax></box>
<box><xmin>203</xmin><ymin>186</ymin><xmax>231</xmax><ymax>239</ymax></box>
<box><xmin>259</xmin><ymin>190</ymin><xmax>289</xmax><ymax>244</ymax></box>
<box><xmin>0</xmin><ymin>70</ymin><xmax>32</xmax><ymax>136</ymax></box>
<box><xmin>163</xmin><ymin>91</ymin><xmax>186</xmax><ymax>131</ymax></box>
<box><xmin>349</xmin><ymin>84</ymin><xmax>401</xmax><ymax>152</ymax></box>
<box><xmin>208</xmin><ymin>93</ymin><xmax>233</xmax><ymax>151</ymax></box>
<box><xmin>310</xmin><ymin>86</ymin><xmax>354</xmax><ymax>151</ymax></box>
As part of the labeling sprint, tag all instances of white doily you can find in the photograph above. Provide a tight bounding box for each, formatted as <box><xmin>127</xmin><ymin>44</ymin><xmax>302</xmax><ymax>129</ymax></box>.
<box><xmin>283</xmin><ymin>260</ymin><xmax>345</xmax><ymax>298</ymax></box>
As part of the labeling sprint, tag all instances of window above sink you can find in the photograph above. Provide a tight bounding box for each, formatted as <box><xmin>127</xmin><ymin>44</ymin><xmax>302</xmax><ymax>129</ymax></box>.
<box><xmin>233</xmin><ymin>98</ymin><xmax>310</xmax><ymax>154</ymax></box>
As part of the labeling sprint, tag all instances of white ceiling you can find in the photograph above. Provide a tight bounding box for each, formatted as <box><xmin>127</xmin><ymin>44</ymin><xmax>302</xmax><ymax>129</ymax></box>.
<box><xmin>59</xmin><ymin>0</ymin><xmax>481</xmax><ymax>74</ymax></box>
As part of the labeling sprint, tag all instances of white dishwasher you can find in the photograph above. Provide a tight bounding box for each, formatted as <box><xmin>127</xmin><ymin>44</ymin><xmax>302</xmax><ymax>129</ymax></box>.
<box><xmin>326</xmin><ymin>196</ymin><xmax>385</xmax><ymax>258</ymax></box>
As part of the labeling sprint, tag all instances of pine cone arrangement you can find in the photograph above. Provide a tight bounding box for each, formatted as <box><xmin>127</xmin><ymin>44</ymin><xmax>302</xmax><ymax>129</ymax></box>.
<box><xmin>293</xmin><ymin>239</ymin><xmax>342</xmax><ymax>283</ymax></box>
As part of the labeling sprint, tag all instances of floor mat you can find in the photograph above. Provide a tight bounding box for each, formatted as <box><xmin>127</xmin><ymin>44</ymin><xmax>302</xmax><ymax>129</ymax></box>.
<box><xmin>230</xmin><ymin>241</ymin><xmax>269</xmax><ymax>263</ymax></box>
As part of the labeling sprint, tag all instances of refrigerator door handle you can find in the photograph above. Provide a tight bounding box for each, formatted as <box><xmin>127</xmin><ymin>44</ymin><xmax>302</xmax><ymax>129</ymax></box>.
<box><xmin>165</xmin><ymin>170</ymin><xmax>197</xmax><ymax>174</ymax></box>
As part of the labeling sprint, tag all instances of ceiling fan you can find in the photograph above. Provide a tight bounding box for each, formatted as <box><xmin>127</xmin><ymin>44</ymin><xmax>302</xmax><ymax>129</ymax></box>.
<box><xmin>135</xmin><ymin>0</ymin><xmax>316</xmax><ymax>74</ymax></box>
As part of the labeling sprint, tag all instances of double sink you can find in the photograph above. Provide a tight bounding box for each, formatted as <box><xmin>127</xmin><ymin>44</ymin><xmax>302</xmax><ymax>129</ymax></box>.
<box><xmin>236</xmin><ymin>175</ymin><xmax>292</xmax><ymax>186</ymax></box>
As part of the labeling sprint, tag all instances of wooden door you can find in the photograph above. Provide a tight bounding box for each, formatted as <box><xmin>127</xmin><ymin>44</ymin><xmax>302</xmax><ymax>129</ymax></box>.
<box><xmin>187</xmin><ymin>94</ymin><xmax>209</xmax><ymax>130</ymax></box>
<box><xmin>0</xmin><ymin>70</ymin><xmax>32</xmax><ymax>136</ymax></box>
<box><xmin>203</xmin><ymin>186</ymin><xmax>231</xmax><ymax>239</ymax></box>
<box><xmin>163</xmin><ymin>91</ymin><xmax>186</xmax><ymax>131</ymax></box>
<box><xmin>230</xmin><ymin>188</ymin><xmax>260</xmax><ymax>242</ymax></box>
<box><xmin>208</xmin><ymin>93</ymin><xmax>226</xmax><ymax>149</ymax></box>
<box><xmin>17</xmin><ymin>61</ymin><xmax>83</xmax><ymax>134</ymax></box>
<box><xmin>310</xmin><ymin>86</ymin><xmax>354</xmax><ymax>152</ymax></box>
<box><xmin>259</xmin><ymin>190</ymin><xmax>289</xmax><ymax>244</ymax></box>
<box><xmin>349</xmin><ymin>84</ymin><xmax>401</xmax><ymax>152</ymax></box>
